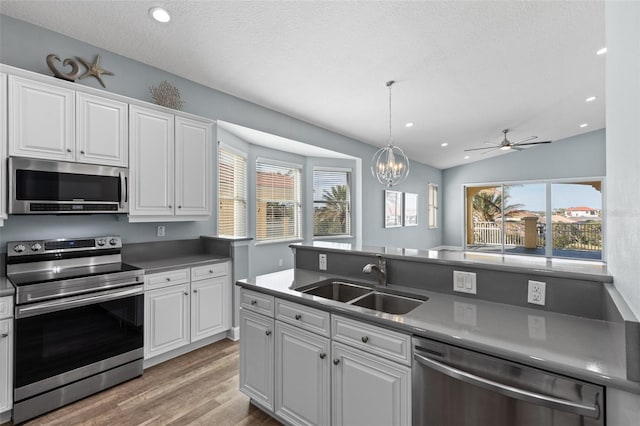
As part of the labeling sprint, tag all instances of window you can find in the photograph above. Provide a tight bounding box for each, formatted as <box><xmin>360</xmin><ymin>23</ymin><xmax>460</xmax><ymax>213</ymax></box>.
<box><xmin>256</xmin><ymin>159</ymin><xmax>302</xmax><ymax>242</ymax></box>
<box><xmin>218</xmin><ymin>145</ymin><xmax>247</xmax><ymax>237</ymax></box>
<box><xmin>464</xmin><ymin>179</ymin><xmax>603</xmax><ymax>260</ymax></box>
<box><xmin>428</xmin><ymin>183</ymin><xmax>438</xmax><ymax>229</ymax></box>
<box><xmin>313</xmin><ymin>169</ymin><xmax>351</xmax><ymax>237</ymax></box>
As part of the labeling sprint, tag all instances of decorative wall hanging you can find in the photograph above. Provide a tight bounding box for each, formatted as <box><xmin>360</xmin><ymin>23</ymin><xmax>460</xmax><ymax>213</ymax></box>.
<box><xmin>46</xmin><ymin>54</ymin><xmax>81</xmax><ymax>81</ymax></box>
<box><xmin>76</xmin><ymin>55</ymin><xmax>114</xmax><ymax>88</ymax></box>
<box><xmin>404</xmin><ymin>192</ymin><xmax>418</xmax><ymax>226</ymax></box>
<box><xmin>384</xmin><ymin>190</ymin><xmax>403</xmax><ymax>228</ymax></box>
<box><xmin>150</xmin><ymin>80</ymin><xmax>184</xmax><ymax>110</ymax></box>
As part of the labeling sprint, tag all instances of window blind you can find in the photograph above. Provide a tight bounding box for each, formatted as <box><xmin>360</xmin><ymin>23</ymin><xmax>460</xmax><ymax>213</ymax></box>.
<box><xmin>218</xmin><ymin>145</ymin><xmax>247</xmax><ymax>237</ymax></box>
<box><xmin>256</xmin><ymin>160</ymin><xmax>302</xmax><ymax>241</ymax></box>
<box><xmin>428</xmin><ymin>183</ymin><xmax>438</xmax><ymax>229</ymax></box>
<box><xmin>313</xmin><ymin>169</ymin><xmax>351</xmax><ymax>236</ymax></box>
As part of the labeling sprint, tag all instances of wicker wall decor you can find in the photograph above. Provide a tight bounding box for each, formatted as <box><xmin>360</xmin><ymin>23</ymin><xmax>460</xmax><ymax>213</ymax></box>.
<box><xmin>149</xmin><ymin>80</ymin><xmax>184</xmax><ymax>110</ymax></box>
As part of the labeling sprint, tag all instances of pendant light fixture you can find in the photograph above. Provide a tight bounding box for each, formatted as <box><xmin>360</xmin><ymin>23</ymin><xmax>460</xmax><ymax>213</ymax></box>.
<box><xmin>371</xmin><ymin>80</ymin><xmax>410</xmax><ymax>187</ymax></box>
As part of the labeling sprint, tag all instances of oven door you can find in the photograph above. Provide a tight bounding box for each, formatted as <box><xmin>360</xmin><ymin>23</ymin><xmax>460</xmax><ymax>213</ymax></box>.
<box><xmin>14</xmin><ymin>285</ymin><xmax>144</xmax><ymax>401</ymax></box>
<box><xmin>412</xmin><ymin>336</ymin><xmax>604</xmax><ymax>426</ymax></box>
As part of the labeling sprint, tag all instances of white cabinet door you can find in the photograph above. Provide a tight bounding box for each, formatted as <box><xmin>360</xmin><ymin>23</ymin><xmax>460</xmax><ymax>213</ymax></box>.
<box><xmin>0</xmin><ymin>319</ymin><xmax>12</xmax><ymax>414</ymax></box>
<box><xmin>175</xmin><ymin>116</ymin><xmax>211</xmax><ymax>216</ymax></box>
<box><xmin>8</xmin><ymin>75</ymin><xmax>75</xmax><ymax>161</ymax></box>
<box><xmin>275</xmin><ymin>321</ymin><xmax>330</xmax><ymax>426</ymax></box>
<box><xmin>332</xmin><ymin>341</ymin><xmax>411</xmax><ymax>426</ymax></box>
<box><xmin>76</xmin><ymin>92</ymin><xmax>128</xmax><ymax>166</ymax></box>
<box><xmin>190</xmin><ymin>275</ymin><xmax>230</xmax><ymax>342</ymax></box>
<box><xmin>129</xmin><ymin>105</ymin><xmax>175</xmax><ymax>217</ymax></box>
<box><xmin>144</xmin><ymin>283</ymin><xmax>190</xmax><ymax>359</ymax></box>
<box><xmin>239</xmin><ymin>308</ymin><xmax>275</xmax><ymax>411</ymax></box>
<box><xmin>0</xmin><ymin>73</ymin><xmax>7</xmax><ymax>224</ymax></box>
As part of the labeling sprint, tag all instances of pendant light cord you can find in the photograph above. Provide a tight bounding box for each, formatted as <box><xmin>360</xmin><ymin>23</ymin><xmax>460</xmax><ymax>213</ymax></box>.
<box><xmin>387</xmin><ymin>80</ymin><xmax>394</xmax><ymax>147</ymax></box>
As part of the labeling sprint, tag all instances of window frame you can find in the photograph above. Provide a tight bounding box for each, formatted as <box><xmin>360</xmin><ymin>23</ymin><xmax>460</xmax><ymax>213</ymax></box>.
<box><xmin>312</xmin><ymin>167</ymin><xmax>353</xmax><ymax>238</ymax></box>
<box><xmin>428</xmin><ymin>182</ymin><xmax>438</xmax><ymax>229</ymax></box>
<box><xmin>217</xmin><ymin>143</ymin><xmax>248</xmax><ymax>238</ymax></box>
<box><xmin>463</xmin><ymin>177</ymin><xmax>605</xmax><ymax>260</ymax></box>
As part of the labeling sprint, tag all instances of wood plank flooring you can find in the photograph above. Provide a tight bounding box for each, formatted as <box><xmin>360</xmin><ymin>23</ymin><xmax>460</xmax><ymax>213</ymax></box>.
<box><xmin>3</xmin><ymin>339</ymin><xmax>282</xmax><ymax>426</ymax></box>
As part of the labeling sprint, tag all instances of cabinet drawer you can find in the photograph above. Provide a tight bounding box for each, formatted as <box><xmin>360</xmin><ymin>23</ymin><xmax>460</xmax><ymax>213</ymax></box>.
<box><xmin>191</xmin><ymin>262</ymin><xmax>228</xmax><ymax>281</ymax></box>
<box><xmin>0</xmin><ymin>296</ymin><xmax>12</xmax><ymax>319</ymax></box>
<box><xmin>275</xmin><ymin>298</ymin><xmax>331</xmax><ymax>338</ymax></box>
<box><xmin>145</xmin><ymin>268</ymin><xmax>190</xmax><ymax>290</ymax></box>
<box><xmin>240</xmin><ymin>288</ymin><xmax>274</xmax><ymax>317</ymax></box>
<box><xmin>331</xmin><ymin>315</ymin><xmax>411</xmax><ymax>366</ymax></box>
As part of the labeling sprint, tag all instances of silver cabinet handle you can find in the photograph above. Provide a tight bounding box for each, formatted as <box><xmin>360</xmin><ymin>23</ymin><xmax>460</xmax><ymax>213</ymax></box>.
<box><xmin>413</xmin><ymin>353</ymin><xmax>600</xmax><ymax>419</ymax></box>
<box><xmin>265</xmin><ymin>330</ymin><xmax>272</xmax><ymax>336</ymax></box>
<box><xmin>333</xmin><ymin>358</ymin><xmax>340</xmax><ymax>365</ymax></box>
<box><xmin>0</xmin><ymin>333</ymin><xmax>8</xmax><ymax>338</ymax></box>
<box><xmin>319</xmin><ymin>353</ymin><xmax>326</xmax><ymax>359</ymax></box>
<box><xmin>295</xmin><ymin>314</ymin><xmax>302</xmax><ymax>320</ymax></box>
<box><xmin>361</xmin><ymin>336</ymin><xmax>369</xmax><ymax>343</ymax></box>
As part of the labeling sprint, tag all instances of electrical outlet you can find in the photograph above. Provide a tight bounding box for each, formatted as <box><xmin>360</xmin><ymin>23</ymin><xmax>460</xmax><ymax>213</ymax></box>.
<box><xmin>453</xmin><ymin>271</ymin><xmax>477</xmax><ymax>294</ymax></box>
<box><xmin>527</xmin><ymin>280</ymin><xmax>546</xmax><ymax>305</ymax></box>
<box><xmin>157</xmin><ymin>226</ymin><xmax>165</xmax><ymax>237</ymax></box>
<box><xmin>319</xmin><ymin>254</ymin><xmax>327</xmax><ymax>271</ymax></box>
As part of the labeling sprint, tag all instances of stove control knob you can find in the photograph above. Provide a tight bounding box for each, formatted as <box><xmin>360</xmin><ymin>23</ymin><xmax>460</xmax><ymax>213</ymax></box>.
<box><xmin>109</xmin><ymin>238</ymin><xmax>119</xmax><ymax>246</ymax></box>
<box><xmin>96</xmin><ymin>239</ymin><xmax>106</xmax><ymax>246</ymax></box>
<box><xmin>30</xmin><ymin>243</ymin><xmax>42</xmax><ymax>252</ymax></box>
<box><xmin>13</xmin><ymin>244</ymin><xmax>26</xmax><ymax>253</ymax></box>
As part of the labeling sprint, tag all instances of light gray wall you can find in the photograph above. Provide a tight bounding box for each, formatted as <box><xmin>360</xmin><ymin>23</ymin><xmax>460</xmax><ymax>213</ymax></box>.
<box><xmin>441</xmin><ymin>129</ymin><xmax>606</xmax><ymax>247</ymax></box>
<box><xmin>0</xmin><ymin>14</ymin><xmax>442</xmax><ymax>254</ymax></box>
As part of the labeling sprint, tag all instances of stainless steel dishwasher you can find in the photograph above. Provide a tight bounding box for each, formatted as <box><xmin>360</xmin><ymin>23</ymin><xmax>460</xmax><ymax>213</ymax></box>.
<box><xmin>412</xmin><ymin>336</ymin><xmax>604</xmax><ymax>426</ymax></box>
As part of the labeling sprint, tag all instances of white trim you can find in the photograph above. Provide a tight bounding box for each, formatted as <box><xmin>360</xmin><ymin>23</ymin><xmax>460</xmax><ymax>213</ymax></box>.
<box><xmin>219</xmin><ymin>141</ymin><xmax>248</xmax><ymax>159</ymax></box>
<box><xmin>312</xmin><ymin>166</ymin><xmax>353</xmax><ymax>173</ymax></box>
<box><xmin>227</xmin><ymin>326</ymin><xmax>240</xmax><ymax>341</ymax></box>
<box><xmin>313</xmin><ymin>235</ymin><xmax>354</xmax><ymax>241</ymax></box>
<box><xmin>254</xmin><ymin>238</ymin><xmax>304</xmax><ymax>246</ymax></box>
<box><xmin>256</xmin><ymin>157</ymin><xmax>303</xmax><ymax>170</ymax></box>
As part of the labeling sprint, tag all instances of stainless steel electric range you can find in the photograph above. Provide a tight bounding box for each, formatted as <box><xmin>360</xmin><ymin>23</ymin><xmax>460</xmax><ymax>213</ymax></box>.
<box><xmin>6</xmin><ymin>236</ymin><xmax>145</xmax><ymax>424</ymax></box>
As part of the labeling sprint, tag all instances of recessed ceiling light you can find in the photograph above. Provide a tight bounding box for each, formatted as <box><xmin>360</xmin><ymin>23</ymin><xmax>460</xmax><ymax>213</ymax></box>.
<box><xmin>580</xmin><ymin>123</ymin><xmax>589</xmax><ymax>128</ymax></box>
<box><xmin>405</xmin><ymin>122</ymin><xmax>414</xmax><ymax>128</ymax></box>
<box><xmin>440</xmin><ymin>142</ymin><xmax>448</xmax><ymax>147</ymax></box>
<box><xmin>464</xmin><ymin>155</ymin><xmax>470</xmax><ymax>160</ymax></box>
<box><xmin>596</xmin><ymin>47</ymin><xmax>607</xmax><ymax>55</ymax></box>
<box><xmin>585</xmin><ymin>96</ymin><xmax>597</xmax><ymax>102</ymax></box>
<box><xmin>150</xmin><ymin>7</ymin><xmax>171</xmax><ymax>23</ymax></box>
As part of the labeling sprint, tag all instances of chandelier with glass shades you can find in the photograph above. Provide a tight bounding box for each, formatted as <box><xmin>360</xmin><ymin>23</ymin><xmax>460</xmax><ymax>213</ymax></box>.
<box><xmin>371</xmin><ymin>80</ymin><xmax>410</xmax><ymax>187</ymax></box>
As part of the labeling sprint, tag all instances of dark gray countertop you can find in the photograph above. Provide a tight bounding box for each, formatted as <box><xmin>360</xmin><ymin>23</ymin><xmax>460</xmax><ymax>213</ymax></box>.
<box><xmin>127</xmin><ymin>254</ymin><xmax>230</xmax><ymax>275</ymax></box>
<box><xmin>237</xmin><ymin>268</ymin><xmax>640</xmax><ymax>394</ymax></box>
<box><xmin>292</xmin><ymin>242</ymin><xmax>613</xmax><ymax>283</ymax></box>
<box><xmin>0</xmin><ymin>276</ymin><xmax>14</xmax><ymax>297</ymax></box>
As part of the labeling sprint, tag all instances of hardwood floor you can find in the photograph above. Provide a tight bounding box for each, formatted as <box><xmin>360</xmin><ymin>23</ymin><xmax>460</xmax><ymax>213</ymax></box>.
<box><xmin>3</xmin><ymin>339</ymin><xmax>281</xmax><ymax>426</ymax></box>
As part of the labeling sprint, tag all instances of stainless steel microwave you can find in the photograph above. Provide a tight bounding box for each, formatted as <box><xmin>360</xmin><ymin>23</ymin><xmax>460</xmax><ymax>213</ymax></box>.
<box><xmin>9</xmin><ymin>157</ymin><xmax>128</xmax><ymax>214</ymax></box>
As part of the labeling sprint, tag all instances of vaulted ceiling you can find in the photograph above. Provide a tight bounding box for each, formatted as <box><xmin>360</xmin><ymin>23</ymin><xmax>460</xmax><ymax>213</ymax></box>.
<box><xmin>0</xmin><ymin>1</ymin><xmax>605</xmax><ymax>169</ymax></box>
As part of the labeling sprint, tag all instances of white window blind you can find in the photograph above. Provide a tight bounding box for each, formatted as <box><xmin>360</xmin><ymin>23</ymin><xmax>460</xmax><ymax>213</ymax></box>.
<box><xmin>256</xmin><ymin>160</ymin><xmax>302</xmax><ymax>242</ymax></box>
<box><xmin>218</xmin><ymin>145</ymin><xmax>247</xmax><ymax>237</ymax></box>
<box><xmin>313</xmin><ymin>169</ymin><xmax>351</xmax><ymax>237</ymax></box>
<box><xmin>428</xmin><ymin>183</ymin><xmax>438</xmax><ymax>229</ymax></box>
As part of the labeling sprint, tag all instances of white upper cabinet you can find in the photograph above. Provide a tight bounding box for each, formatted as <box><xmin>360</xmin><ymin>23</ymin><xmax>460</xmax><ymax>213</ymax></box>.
<box><xmin>76</xmin><ymin>92</ymin><xmax>128</xmax><ymax>166</ymax></box>
<box><xmin>0</xmin><ymin>73</ymin><xmax>7</xmax><ymax>225</ymax></box>
<box><xmin>129</xmin><ymin>105</ymin><xmax>175</xmax><ymax>217</ymax></box>
<box><xmin>8</xmin><ymin>75</ymin><xmax>75</xmax><ymax>161</ymax></box>
<box><xmin>175</xmin><ymin>116</ymin><xmax>211</xmax><ymax>216</ymax></box>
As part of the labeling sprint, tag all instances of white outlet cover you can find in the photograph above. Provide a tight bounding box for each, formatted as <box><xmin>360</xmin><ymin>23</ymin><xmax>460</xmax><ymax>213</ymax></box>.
<box><xmin>453</xmin><ymin>271</ymin><xmax>477</xmax><ymax>294</ymax></box>
<box><xmin>319</xmin><ymin>253</ymin><xmax>327</xmax><ymax>271</ymax></box>
<box><xmin>527</xmin><ymin>280</ymin><xmax>546</xmax><ymax>306</ymax></box>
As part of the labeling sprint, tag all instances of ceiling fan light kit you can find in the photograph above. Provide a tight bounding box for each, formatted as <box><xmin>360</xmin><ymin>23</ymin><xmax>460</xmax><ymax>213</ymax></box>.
<box><xmin>371</xmin><ymin>80</ymin><xmax>410</xmax><ymax>187</ymax></box>
<box><xmin>464</xmin><ymin>129</ymin><xmax>552</xmax><ymax>155</ymax></box>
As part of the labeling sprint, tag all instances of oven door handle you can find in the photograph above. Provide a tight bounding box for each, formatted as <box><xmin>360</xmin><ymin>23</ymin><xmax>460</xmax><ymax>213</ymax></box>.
<box><xmin>16</xmin><ymin>285</ymin><xmax>143</xmax><ymax>319</ymax></box>
<box><xmin>413</xmin><ymin>352</ymin><xmax>600</xmax><ymax>419</ymax></box>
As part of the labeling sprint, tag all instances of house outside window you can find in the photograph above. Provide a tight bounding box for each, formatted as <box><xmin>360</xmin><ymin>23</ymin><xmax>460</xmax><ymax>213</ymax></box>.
<box><xmin>464</xmin><ymin>179</ymin><xmax>603</xmax><ymax>260</ymax></box>
<box><xmin>218</xmin><ymin>144</ymin><xmax>247</xmax><ymax>237</ymax></box>
<box><xmin>256</xmin><ymin>159</ymin><xmax>302</xmax><ymax>242</ymax></box>
<box><xmin>313</xmin><ymin>168</ymin><xmax>351</xmax><ymax>237</ymax></box>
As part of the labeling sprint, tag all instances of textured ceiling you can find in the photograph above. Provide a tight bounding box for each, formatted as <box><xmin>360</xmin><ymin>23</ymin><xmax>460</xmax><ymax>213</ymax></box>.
<box><xmin>0</xmin><ymin>1</ymin><xmax>605</xmax><ymax>169</ymax></box>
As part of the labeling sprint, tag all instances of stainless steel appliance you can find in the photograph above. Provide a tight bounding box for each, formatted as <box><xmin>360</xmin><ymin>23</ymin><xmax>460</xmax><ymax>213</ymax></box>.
<box><xmin>7</xmin><ymin>236</ymin><xmax>144</xmax><ymax>424</ymax></box>
<box><xmin>8</xmin><ymin>157</ymin><xmax>128</xmax><ymax>214</ymax></box>
<box><xmin>412</xmin><ymin>336</ymin><xmax>604</xmax><ymax>426</ymax></box>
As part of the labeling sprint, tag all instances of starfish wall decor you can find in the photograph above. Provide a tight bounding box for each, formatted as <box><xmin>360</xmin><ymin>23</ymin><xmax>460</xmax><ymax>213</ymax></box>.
<box><xmin>76</xmin><ymin>55</ymin><xmax>114</xmax><ymax>88</ymax></box>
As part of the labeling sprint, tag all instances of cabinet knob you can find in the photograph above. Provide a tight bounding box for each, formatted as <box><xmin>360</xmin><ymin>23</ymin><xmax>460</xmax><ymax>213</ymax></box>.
<box><xmin>193</xmin><ymin>289</ymin><xmax>198</xmax><ymax>293</ymax></box>
<box><xmin>333</xmin><ymin>358</ymin><xmax>340</xmax><ymax>365</ymax></box>
<box><xmin>183</xmin><ymin>291</ymin><xmax>188</xmax><ymax>296</ymax></box>
<box><xmin>209</xmin><ymin>270</ymin><xmax>213</xmax><ymax>274</ymax></box>
<box><xmin>361</xmin><ymin>336</ymin><xmax>369</xmax><ymax>343</ymax></box>
<box><xmin>178</xmin><ymin>205</ymin><xmax>182</xmax><ymax>209</ymax></box>
<box><xmin>166</xmin><ymin>277</ymin><xmax>171</xmax><ymax>281</ymax></box>
<box><xmin>168</xmin><ymin>205</ymin><xmax>172</xmax><ymax>209</ymax></box>
<box><xmin>250</xmin><ymin>300</ymin><xmax>258</xmax><ymax>305</ymax></box>
<box><xmin>0</xmin><ymin>333</ymin><xmax>8</xmax><ymax>338</ymax></box>
<box><xmin>319</xmin><ymin>353</ymin><xmax>326</xmax><ymax>359</ymax></box>
<box><xmin>66</xmin><ymin>148</ymin><xmax>72</xmax><ymax>153</ymax></box>
<box><xmin>265</xmin><ymin>330</ymin><xmax>272</xmax><ymax>336</ymax></box>
<box><xmin>80</xmin><ymin>150</ymin><xmax>85</xmax><ymax>155</ymax></box>
<box><xmin>294</xmin><ymin>314</ymin><xmax>302</xmax><ymax>320</ymax></box>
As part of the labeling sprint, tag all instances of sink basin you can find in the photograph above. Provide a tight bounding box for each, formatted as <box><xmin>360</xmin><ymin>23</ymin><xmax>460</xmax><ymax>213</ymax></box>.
<box><xmin>350</xmin><ymin>292</ymin><xmax>425</xmax><ymax>315</ymax></box>
<box><xmin>300</xmin><ymin>280</ymin><xmax>373</xmax><ymax>302</ymax></box>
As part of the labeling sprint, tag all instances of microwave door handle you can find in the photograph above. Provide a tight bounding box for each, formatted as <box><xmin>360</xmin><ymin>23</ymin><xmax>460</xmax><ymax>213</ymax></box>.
<box><xmin>413</xmin><ymin>353</ymin><xmax>600</xmax><ymax>419</ymax></box>
<box><xmin>119</xmin><ymin>172</ymin><xmax>128</xmax><ymax>206</ymax></box>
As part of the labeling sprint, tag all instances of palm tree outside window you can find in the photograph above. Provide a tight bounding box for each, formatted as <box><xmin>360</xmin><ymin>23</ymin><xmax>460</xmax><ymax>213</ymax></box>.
<box><xmin>313</xmin><ymin>169</ymin><xmax>351</xmax><ymax>237</ymax></box>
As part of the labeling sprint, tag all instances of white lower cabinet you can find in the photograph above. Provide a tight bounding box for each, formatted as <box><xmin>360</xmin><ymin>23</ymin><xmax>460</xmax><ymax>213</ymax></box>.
<box><xmin>332</xmin><ymin>341</ymin><xmax>411</xmax><ymax>426</ymax></box>
<box><xmin>0</xmin><ymin>296</ymin><xmax>14</xmax><ymax>416</ymax></box>
<box><xmin>144</xmin><ymin>262</ymin><xmax>231</xmax><ymax>361</ymax></box>
<box><xmin>275</xmin><ymin>321</ymin><xmax>330</xmax><ymax>426</ymax></box>
<box><xmin>239</xmin><ymin>308</ymin><xmax>275</xmax><ymax>410</ymax></box>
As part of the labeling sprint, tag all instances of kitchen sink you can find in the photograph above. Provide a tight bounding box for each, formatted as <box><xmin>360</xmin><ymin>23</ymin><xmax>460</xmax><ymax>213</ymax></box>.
<box><xmin>300</xmin><ymin>280</ymin><xmax>373</xmax><ymax>302</ymax></box>
<box><xmin>350</xmin><ymin>292</ymin><xmax>425</xmax><ymax>315</ymax></box>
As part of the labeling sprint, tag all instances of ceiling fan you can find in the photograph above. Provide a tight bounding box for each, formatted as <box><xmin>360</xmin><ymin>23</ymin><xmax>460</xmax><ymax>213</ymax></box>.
<box><xmin>464</xmin><ymin>129</ymin><xmax>551</xmax><ymax>155</ymax></box>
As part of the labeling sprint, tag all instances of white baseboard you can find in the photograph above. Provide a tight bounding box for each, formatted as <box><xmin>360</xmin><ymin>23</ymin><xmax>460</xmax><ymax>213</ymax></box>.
<box><xmin>143</xmin><ymin>330</ymin><xmax>229</xmax><ymax>369</ymax></box>
<box><xmin>0</xmin><ymin>409</ymin><xmax>12</xmax><ymax>424</ymax></box>
<box><xmin>227</xmin><ymin>326</ymin><xmax>240</xmax><ymax>341</ymax></box>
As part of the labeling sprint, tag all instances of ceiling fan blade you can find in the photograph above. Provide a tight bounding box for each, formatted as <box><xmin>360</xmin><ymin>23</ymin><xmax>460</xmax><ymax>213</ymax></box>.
<box><xmin>513</xmin><ymin>140</ymin><xmax>552</xmax><ymax>147</ymax></box>
<box><xmin>464</xmin><ymin>145</ymin><xmax>500</xmax><ymax>152</ymax></box>
<box><xmin>510</xmin><ymin>135</ymin><xmax>538</xmax><ymax>144</ymax></box>
<box><xmin>480</xmin><ymin>147</ymin><xmax>501</xmax><ymax>155</ymax></box>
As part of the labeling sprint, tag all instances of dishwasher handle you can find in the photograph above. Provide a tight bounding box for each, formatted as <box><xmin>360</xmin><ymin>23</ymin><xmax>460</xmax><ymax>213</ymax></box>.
<box><xmin>414</xmin><ymin>352</ymin><xmax>600</xmax><ymax>419</ymax></box>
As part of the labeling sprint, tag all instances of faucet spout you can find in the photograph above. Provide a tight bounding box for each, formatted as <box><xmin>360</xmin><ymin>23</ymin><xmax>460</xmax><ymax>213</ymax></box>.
<box><xmin>363</xmin><ymin>254</ymin><xmax>387</xmax><ymax>287</ymax></box>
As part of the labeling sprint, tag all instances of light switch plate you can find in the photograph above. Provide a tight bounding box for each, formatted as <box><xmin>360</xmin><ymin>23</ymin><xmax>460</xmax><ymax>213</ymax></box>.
<box><xmin>453</xmin><ymin>271</ymin><xmax>477</xmax><ymax>294</ymax></box>
<box><xmin>157</xmin><ymin>226</ymin><xmax>165</xmax><ymax>237</ymax></box>
<box><xmin>319</xmin><ymin>254</ymin><xmax>327</xmax><ymax>271</ymax></box>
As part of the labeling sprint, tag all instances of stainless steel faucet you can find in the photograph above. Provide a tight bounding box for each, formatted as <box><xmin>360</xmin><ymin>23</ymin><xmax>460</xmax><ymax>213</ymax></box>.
<box><xmin>363</xmin><ymin>254</ymin><xmax>387</xmax><ymax>287</ymax></box>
